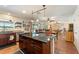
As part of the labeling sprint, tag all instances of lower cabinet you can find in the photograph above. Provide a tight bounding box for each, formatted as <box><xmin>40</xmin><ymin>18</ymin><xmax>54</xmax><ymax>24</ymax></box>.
<box><xmin>0</xmin><ymin>39</ymin><xmax>8</xmax><ymax>46</ymax></box>
<box><xmin>19</xmin><ymin>36</ymin><xmax>52</xmax><ymax>54</ymax></box>
<box><xmin>0</xmin><ymin>33</ymin><xmax>16</xmax><ymax>46</ymax></box>
<box><xmin>66</xmin><ymin>31</ymin><xmax>74</xmax><ymax>42</ymax></box>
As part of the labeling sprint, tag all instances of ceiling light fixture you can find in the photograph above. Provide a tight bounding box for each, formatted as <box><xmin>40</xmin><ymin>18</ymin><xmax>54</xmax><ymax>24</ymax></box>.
<box><xmin>32</xmin><ymin>5</ymin><xmax>47</xmax><ymax>22</ymax></box>
<box><xmin>43</xmin><ymin>5</ymin><xmax>46</xmax><ymax>17</ymax></box>
<box><xmin>7</xmin><ymin>13</ymin><xmax>11</xmax><ymax>15</ymax></box>
<box><xmin>31</xmin><ymin>20</ymin><xmax>34</xmax><ymax>22</ymax></box>
<box><xmin>32</xmin><ymin>5</ymin><xmax>46</xmax><ymax>14</ymax></box>
<box><xmin>36</xmin><ymin>19</ymin><xmax>39</xmax><ymax>22</ymax></box>
<box><xmin>22</xmin><ymin>10</ymin><xmax>26</xmax><ymax>14</ymax></box>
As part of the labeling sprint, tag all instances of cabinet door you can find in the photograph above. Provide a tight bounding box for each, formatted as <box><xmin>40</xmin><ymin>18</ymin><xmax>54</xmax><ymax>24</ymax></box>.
<box><xmin>66</xmin><ymin>32</ymin><xmax>74</xmax><ymax>42</ymax></box>
<box><xmin>42</xmin><ymin>42</ymin><xmax>50</xmax><ymax>54</ymax></box>
<box><xmin>31</xmin><ymin>40</ymin><xmax>42</xmax><ymax>54</ymax></box>
<box><xmin>0</xmin><ymin>39</ymin><xmax>8</xmax><ymax>45</ymax></box>
<box><xmin>24</xmin><ymin>39</ymin><xmax>32</xmax><ymax>53</ymax></box>
<box><xmin>19</xmin><ymin>36</ymin><xmax>25</xmax><ymax>50</ymax></box>
<box><xmin>32</xmin><ymin>46</ymin><xmax>42</xmax><ymax>54</ymax></box>
<box><xmin>19</xmin><ymin>39</ymin><xmax>24</xmax><ymax>49</ymax></box>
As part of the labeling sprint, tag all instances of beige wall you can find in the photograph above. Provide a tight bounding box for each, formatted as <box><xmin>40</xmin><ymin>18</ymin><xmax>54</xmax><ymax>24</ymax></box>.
<box><xmin>72</xmin><ymin>6</ymin><xmax>79</xmax><ymax>52</ymax></box>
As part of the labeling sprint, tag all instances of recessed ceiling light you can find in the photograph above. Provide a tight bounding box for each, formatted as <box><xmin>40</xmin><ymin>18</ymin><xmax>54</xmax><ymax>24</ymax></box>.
<box><xmin>22</xmin><ymin>10</ymin><xmax>26</xmax><ymax>14</ymax></box>
<box><xmin>36</xmin><ymin>19</ymin><xmax>39</xmax><ymax>22</ymax></box>
<box><xmin>51</xmin><ymin>17</ymin><xmax>55</xmax><ymax>19</ymax></box>
<box><xmin>31</xmin><ymin>20</ymin><xmax>34</xmax><ymax>22</ymax></box>
<box><xmin>7</xmin><ymin>13</ymin><xmax>11</xmax><ymax>15</ymax></box>
<box><xmin>50</xmin><ymin>17</ymin><xmax>56</xmax><ymax>20</ymax></box>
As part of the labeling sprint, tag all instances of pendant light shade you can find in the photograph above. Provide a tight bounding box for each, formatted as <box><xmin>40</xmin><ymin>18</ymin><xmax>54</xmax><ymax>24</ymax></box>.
<box><xmin>43</xmin><ymin>5</ymin><xmax>46</xmax><ymax>8</ymax></box>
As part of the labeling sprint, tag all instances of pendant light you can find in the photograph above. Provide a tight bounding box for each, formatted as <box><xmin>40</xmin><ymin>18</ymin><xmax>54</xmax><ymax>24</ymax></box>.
<box><xmin>43</xmin><ymin>5</ymin><xmax>46</xmax><ymax>17</ymax></box>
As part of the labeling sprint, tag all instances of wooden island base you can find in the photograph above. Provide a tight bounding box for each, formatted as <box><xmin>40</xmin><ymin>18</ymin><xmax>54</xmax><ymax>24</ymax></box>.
<box><xmin>19</xmin><ymin>34</ymin><xmax>53</xmax><ymax>54</ymax></box>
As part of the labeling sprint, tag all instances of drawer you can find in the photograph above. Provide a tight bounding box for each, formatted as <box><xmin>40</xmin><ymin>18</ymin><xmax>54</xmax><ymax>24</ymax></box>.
<box><xmin>31</xmin><ymin>40</ymin><xmax>42</xmax><ymax>47</ymax></box>
<box><xmin>31</xmin><ymin>44</ymin><xmax>42</xmax><ymax>49</ymax></box>
<box><xmin>33</xmin><ymin>49</ymin><xmax>42</xmax><ymax>54</ymax></box>
<box><xmin>32</xmin><ymin>45</ymin><xmax>42</xmax><ymax>54</ymax></box>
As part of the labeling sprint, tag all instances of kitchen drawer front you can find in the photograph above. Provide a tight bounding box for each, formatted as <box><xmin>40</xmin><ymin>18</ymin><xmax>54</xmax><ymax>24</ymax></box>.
<box><xmin>32</xmin><ymin>45</ymin><xmax>42</xmax><ymax>54</ymax></box>
<box><xmin>31</xmin><ymin>39</ymin><xmax>42</xmax><ymax>47</ymax></box>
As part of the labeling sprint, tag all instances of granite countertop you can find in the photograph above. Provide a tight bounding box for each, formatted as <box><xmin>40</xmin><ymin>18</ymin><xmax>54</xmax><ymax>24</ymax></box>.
<box><xmin>20</xmin><ymin>33</ymin><xmax>54</xmax><ymax>43</ymax></box>
<box><xmin>0</xmin><ymin>31</ymin><xmax>15</xmax><ymax>34</ymax></box>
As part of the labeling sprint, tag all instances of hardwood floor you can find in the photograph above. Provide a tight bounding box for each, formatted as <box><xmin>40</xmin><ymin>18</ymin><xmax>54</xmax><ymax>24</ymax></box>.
<box><xmin>0</xmin><ymin>43</ymin><xmax>19</xmax><ymax>54</ymax></box>
<box><xmin>0</xmin><ymin>33</ymin><xmax>78</xmax><ymax>54</ymax></box>
<box><xmin>55</xmin><ymin>32</ymin><xmax>78</xmax><ymax>54</ymax></box>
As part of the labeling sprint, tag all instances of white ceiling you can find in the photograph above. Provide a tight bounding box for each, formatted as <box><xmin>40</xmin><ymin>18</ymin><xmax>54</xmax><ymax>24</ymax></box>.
<box><xmin>0</xmin><ymin>5</ymin><xmax>77</xmax><ymax>19</ymax></box>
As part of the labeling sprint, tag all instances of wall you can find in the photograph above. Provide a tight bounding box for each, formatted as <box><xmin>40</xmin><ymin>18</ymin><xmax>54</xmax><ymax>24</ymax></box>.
<box><xmin>53</xmin><ymin>16</ymin><xmax>74</xmax><ymax>30</ymax></box>
<box><xmin>72</xmin><ymin>6</ymin><xmax>79</xmax><ymax>52</ymax></box>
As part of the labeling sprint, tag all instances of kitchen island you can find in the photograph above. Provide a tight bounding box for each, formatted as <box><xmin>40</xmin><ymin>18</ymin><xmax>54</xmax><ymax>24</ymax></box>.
<box><xmin>19</xmin><ymin>33</ymin><xmax>53</xmax><ymax>54</ymax></box>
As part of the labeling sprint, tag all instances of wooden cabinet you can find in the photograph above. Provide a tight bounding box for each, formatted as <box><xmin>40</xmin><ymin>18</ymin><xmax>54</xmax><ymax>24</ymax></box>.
<box><xmin>0</xmin><ymin>33</ymin><xmax>16</xmax><ymax>46</ymax></box>
<box><xmin>19</xmin><ymin>35</ymin><xmax>52</xmax><ymax>54</ymax></box>
<box><xmin>31</xmin><ymin>40</ymin><xmax>42</xmax><ymax>54</ymax></box>
<box><xmin>0</xmin><ymin>39</ymin><xmax>8</xmax><ymax>45</ymax></box>
<box><xmin>66</xmin><ymin>32</ymin><xmax>74</xmax><ymax>42</ymax></box>
<box><xmin>66</xmin><ymin>24</ymin><xmax>74</xmax><ymax>42</ymax></box>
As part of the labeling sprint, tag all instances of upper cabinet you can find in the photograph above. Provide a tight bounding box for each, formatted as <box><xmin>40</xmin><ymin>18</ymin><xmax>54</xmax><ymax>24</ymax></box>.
<box><xmin>0</xmin><ymin>20</ymin><xmax>14</xmax><ymax>32</ymax></box>
<box><xmin>15</xmin><ymin>22</ymin><xmax>22</xmax><ymax>28</ymax></box>
<box><xmin>32</xmin><ymin>21</ymin><xmax>48</xmax><ymax>30</ymax></box>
